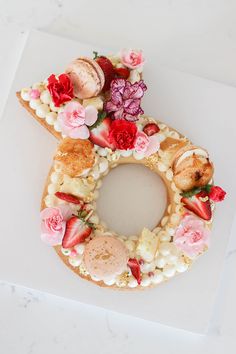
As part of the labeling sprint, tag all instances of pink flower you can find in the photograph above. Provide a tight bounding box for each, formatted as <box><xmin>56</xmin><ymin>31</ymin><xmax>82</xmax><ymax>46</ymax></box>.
<box><xmin>40</xmin><ymin>205</ymin><xmax>72</xmax><ymax>246</ymax></box>
<box><xmin>30</xmin><ymin>89</ymin><xmax>40</xmax><ymax>99</ymax></box>
<box><xmin>104</xmin><ymin>79</ymin><xmax>147</xmax><ymax>121</ymax></box>
<box><xmin>134</xmin><ymin>131</ymin><xmax>160</xmax><ymax>157</ymax></box>
<box><xmin>173</xmin><ymin>214</ymin><xmax>210</xmax><ymax>258</ymax></box>
<box><xmin>120</xmin><ymin>49</ymin><xmax>145</xmax><ymax>69</ymax></box>
<box><xmin>134</xmin><ymin>132</ymin><xmax>149</xmax><ymax>152</ymax></box>
<box><xmin>58</xmin><ymin>101</ymin><xmax>98</xmax><ymax>139</ymax></box>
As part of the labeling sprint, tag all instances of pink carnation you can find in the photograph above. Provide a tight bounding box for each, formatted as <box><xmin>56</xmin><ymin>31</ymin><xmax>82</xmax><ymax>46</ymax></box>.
<box><xmin>40</xmin><ymin>205</ymin><xmax>72</xmax><ymax>246</ymax></box>
<box><xmin>58</xmin><ymin>101</ymin><xmax>98</xmax><ymax>139</ymax></box>
<box><xmin>173</xmin><ymin>214</ymin><xmax>210</xmax><ymax>258</ymax></box>
<box><xmin>120</xmin><ymin>49</ymin><xmax>145</xmax><ymax>70</ymax></box>
<box><xmin>134</xmin><ymin>131</ymin><xmax>160</xmax><ymax>157</ymax></box>
<box><xmin>104</xmin><ymin>79</ymin><xmax>147</xmax><ymax>121</ymax></box>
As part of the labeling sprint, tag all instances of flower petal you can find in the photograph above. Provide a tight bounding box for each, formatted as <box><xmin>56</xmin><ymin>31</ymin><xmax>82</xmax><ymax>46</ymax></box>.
<box><xmin>69</xmin><ymin>125</ymin><xmax>90</xmax><ymax>139</ymax></box>
<box><xmin>144</xmin><ymin>135</ymin><xmax>160</xmax><ymax>157</ymax></box>
<box><xmin>84</xmin><ymin>105</ymin><xmax>98</xmax><ymax>126</ymax></box>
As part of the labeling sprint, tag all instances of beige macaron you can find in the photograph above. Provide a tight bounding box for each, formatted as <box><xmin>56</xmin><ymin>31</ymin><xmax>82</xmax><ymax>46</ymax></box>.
<box><xmin>84</xmin><ymin>236</ymin><xmax>129</xmax><ymax>281</ymax></box>
<box><xmin>66</xmin><ymin>57</ymin><xmax>105</xmax><ymax>99</ymax></box>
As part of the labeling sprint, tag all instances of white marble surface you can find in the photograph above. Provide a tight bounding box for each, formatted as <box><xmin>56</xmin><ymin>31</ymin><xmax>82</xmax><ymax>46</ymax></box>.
<box><xmin>0</xmin><ymin>0</ymin><xmax>236</xmax><ymax>352</ymax></box>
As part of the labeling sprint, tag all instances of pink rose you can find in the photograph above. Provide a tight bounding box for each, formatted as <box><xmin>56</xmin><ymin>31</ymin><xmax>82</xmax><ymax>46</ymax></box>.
<box><xmin>173</xmin><ymin>214</ymin><xmax>210</xmax><ymax>258</ymax></box>
<box><xmin>134</xmin><ymin>131</ymin><xmax>160</xmax><ymax>157</ymax></box>
<box><xmin>120</xmin><ymin>49</ymin><xmax>145</xmax><ymax>70</ymax></box>
<box><xmin>40</xmin><ymin>205</ymin><xmax>72</xmax><ymax>246</ymax></box>
<box><xmin>58</xmin><ymin>101</ymin><xmax>98</xmax><ymax>139</ymax></box>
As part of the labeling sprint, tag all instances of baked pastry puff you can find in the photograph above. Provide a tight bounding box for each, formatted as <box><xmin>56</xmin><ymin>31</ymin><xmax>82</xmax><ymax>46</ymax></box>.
<box><xmin>54</xmin><ymin>137</ymin><xmax>95</xmax><ymax>177</ymax></box>
<box><xmin>160</xmin><ymin>137</ymin><xmax>189</xmax><ymax>167</ymax></box>
<box><xmin>172</xmin><ymin>145</ymin><xmax>214</xmax><ymax>191</ymax></box>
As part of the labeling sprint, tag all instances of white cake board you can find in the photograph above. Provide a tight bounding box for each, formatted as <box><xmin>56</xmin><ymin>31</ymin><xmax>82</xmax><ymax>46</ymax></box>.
<box><xmin>0</xmin><ymin>30</ymin><xmax>235</xmax><ymax>334</ymax></box>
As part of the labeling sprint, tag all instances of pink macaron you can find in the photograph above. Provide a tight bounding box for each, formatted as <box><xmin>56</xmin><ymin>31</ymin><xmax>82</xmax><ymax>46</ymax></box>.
<box><xmin>84</xmin><ymin>236</ymin><xmax>129</xmax><ymax>281</ymax></box>
<box><xmin>66</xmin><ymin>57</ymin><xmax>105</xmax><ymax>99</ymax></box>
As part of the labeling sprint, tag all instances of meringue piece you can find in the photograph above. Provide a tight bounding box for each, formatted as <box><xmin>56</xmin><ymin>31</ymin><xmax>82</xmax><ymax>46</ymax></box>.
<box><xmin>83</xmin><ymin>96</ymin><xmax>104</xmax><ymax>110</ymax></box>
<box><xmin>176</xmin><ymin>260</ymin><xmax>189</xmax><ymax>273</ymax></box>
<box><xmin>157</xmin><ymin>161</ymin><xmax>168</xmax><ymax>172</ymax></box>
<box><xmin>74</xmin><ymin>243</ymin><xmax>85</xmax><ymax>255</ymax></box>
<box><xmin>44</xmin><ymin>195</ymin><xmax>56</xmax><ymax>207</ymax></box>
<box><xmin>47</xmin><ymin>183</ymin><xmax>57</xmax><ymax>195</ymax></box>
<box><xmin>136</xmin><ymin>228</ymin><xmax>159</xmax><ymax>262</ymax></box>
<box><xmin>129</xmin><ymin>69</ymin><xmax>141</xmax><ymax>83</ymax></box>
<box><xmin>152</xmin><ymin>270</ymin><xmax>164</xmax><ymax>284</ymax></box>
<box><xmin>69</xmin><ymin>255</ymin><xmax>83</xmax><ymax>267</ymax></box>
<box><xmin>21</xmin><ymin>88</ymin><xmax>31</xmax><ymax>101</ymax></box>
<box><xmin>133</xmin><ymin>151</ymin><xmax>145</xmax><ymax>160</ymax></box>
<box><xmin>128</xmin><ymin>276</ymin><xmax>138</xmax><ymax>288</ymax></box>
<box><xmin>163</xmin><ymin>264</ymin><xmax>176</xmax><ymax>278</ymax></box>
<box><xmin>36</xmin><ymin>104</ymin><xmax>50</xmax><ymax>118</ymax></box>
<box><xmin>50</xmin><ymin>171</ymin><xmax>60</xmax><ymax>184</ymax></box>
<box><xmin>119</xmin><ymin>149</ymin><xmax>133</xmax><ymax>157</ymax></box>
<box><xmin>155</xmin><ymin>256</ymin><xmax>166</xmax><ymax>269</ymax></box>
<box><xmin>40</xmin><ymin>90</ymin><xmax>52</xmax><ymax>104</ymax></box>
<box><xmin>49</xmin><ymin>101</ymin><xmax>60</xmax><ymax>112</ymax></box>
<box><xmin>54</xmin><ymin>121</ymin><xmax>62</xmax><ymax>132</ymax></box>
<box><xmin>29</xmin><ymin>99</ymin><xmax>41</xmax><ymax>110</ymax></box>
<box><xmin>84</xmin><ymin>236</ymin><xmax>129</xmax><ymax>281</ymax></box>
<box><xmin>140</xmin><ymin>261</ymin><xmax>156</xmax><ymax>273</ymax></box>
<box><xmin>66</xmin><ymin>57</ymin><xmax>105</xmax><ymax>99</ymax></box>
<box><xmin>61</xmin><ymin>247</ymin><xmax>71</xmax><ymax>256</ymax></box>
<box><xmin>98</xmin><ymin>158</ymin><xmax>109</xmax><ymax>173</ymax></box>
<box><xmin>161</xmin><ymin>216</ymin><xmax>168</xmax><ymax>227</ymax></box>
<box><xmin>159</xmin><ymin>242</ymin><xmax>172</xmax><ymax>256</ymax></box>
<box><xmin>141</xmin><ymin>275</ymin><xmax>151</xmax><ymax>287</ymax></box>
<box><xmin>45</xmin><ymin>112</ymin><xmax>57</xmax><ymax>125</ymax></box>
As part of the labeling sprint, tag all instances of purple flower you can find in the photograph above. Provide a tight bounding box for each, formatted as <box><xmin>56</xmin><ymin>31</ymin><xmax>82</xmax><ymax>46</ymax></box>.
<box><xmin>104</xmin><ymin>79</ymin><xmax>147</xmax><ymax>121</ymax></box>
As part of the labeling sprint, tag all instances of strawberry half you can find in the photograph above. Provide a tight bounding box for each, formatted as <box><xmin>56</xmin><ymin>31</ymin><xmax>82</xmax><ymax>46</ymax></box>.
<box><xmin>89</xmin><ymin>117</ymin><xmax>116</xmax><ymax>149</ymax></box>
<box><xmin>143</xmin><ymin>123</ymin><xmax>160</xmax><ymax>136</ymax></box>
<box><xmin>62</xmin><ymin>216</ymin><xmax>92</xmax><ymax>248</ymax></box>
<box><xmin>55</xmin><ymin>192</ymin><xmax>83</xmax><ymax>205</ymax></box>
<box><xmin>114</xmin><ymin>67</ymin><xmax>130</xmax><ymax>79</ymax></box>
<box><xmin>95</xmin><ymin>56</ymin><xmax>115</xmax><ymax>91</ymax></box>
<box><xmin>181</xmin><ymin>190</ymin><xmax>212</xmax><ymax>221</ymax></box>
<box><xmin>128</xmin><ymin>258</ymin><xmax>142</xmax><ymax>285</ymax></box>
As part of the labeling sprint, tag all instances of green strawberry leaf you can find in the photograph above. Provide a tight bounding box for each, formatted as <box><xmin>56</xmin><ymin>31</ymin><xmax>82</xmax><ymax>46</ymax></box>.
<box><xmin>89</xmin><ymin>111</ymin><xmax>107</xmax><ymax>130</ymax></box>
<box><xmin>180</xmin><ymin>187</ymin><xmax>202</xmax><ymax>198</ymax></box>
<box><xmin>180</xmin><ymin>184</ymin><xmax>213</xmax><ymax>198</ymax></box>
<box><xmin>93</xmin><ymin>51</ymin><xmax>99</xmax><ymax>59</ymax></box>
<box><xmin>203</xmin><ymin>184</ymin><xmax>213</xmax><ymax>193</ymax></box>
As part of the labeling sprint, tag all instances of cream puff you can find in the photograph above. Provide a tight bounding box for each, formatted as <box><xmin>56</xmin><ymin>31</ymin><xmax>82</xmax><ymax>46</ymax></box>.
<box><xmin>66</xmin><ymin>57</ymin><xmax>105</xmax><ymax>99</ymax></box>
<box><xmin>172</xmin><ymin>145</ymin><xmax>214</xmax><ymax>191</ymax></box>
<box><xmin>160</xmin><ymin>137</ymin><xmax>189</xmax><ymax>166</ymax></box>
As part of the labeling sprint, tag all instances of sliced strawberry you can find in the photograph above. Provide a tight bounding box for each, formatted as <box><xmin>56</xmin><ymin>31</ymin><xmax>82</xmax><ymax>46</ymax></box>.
<box><xmin>181</xmin><ymin>190</ymin><xmax>212</xmax><ymax>221</ymax></box>
<box><xmin>143</xmin><ymin>123</ymin><xmax>160</xmax><ymax>136</ymax></box>
<box><xmin>55</xmin><ymin>192</ymin><xmax>83</xmax><ymax>205</ymax></box>
<box><xmin>96</xmin><ymin>56</ymin><xmax>115</xmax><ymax>91</ymax></box>
<box><xmin>128</xmin><ymin>258</ymin><xmax>142</xmax><ymax>285</ymax></box>
<box><xmin>89</xmin><ymin>117</ymin><xmax>115</xmax><ymax>149</ymax></box>
<box><xmin>114</xmin><ymin>67</ymin><xmax>130</xmax><ymax>79</ymax></box>
<box><xmin>62</xmin><ymin>216</ymin><xmax>92</xmax><ymax>248</ymax></box>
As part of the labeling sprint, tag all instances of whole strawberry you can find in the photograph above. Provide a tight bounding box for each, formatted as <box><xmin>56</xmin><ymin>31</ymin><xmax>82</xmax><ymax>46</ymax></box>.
<box><xmin>93</xmin><ymin>52</ymin><xmax>115</xmax><ymax>91</ymax></box>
